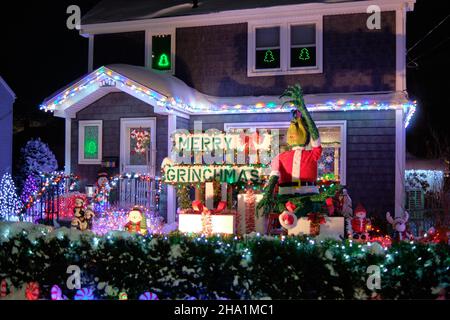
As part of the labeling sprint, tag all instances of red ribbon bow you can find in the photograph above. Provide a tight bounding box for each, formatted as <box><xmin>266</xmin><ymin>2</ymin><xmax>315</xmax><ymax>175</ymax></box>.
<box><xmin>286</xmin><ymin>201</ymin><xmax>297</xmax><ymax>213</ymax></box>
<box><xmin>307</xmin><ymin>213</ymin><xmax>326</xmax><ymax>225</ymax></box>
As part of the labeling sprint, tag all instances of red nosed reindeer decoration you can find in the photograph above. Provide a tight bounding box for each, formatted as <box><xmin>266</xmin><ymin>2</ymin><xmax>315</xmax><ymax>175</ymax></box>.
<box><xmin>386</xmin><ymin>211</ymin><xmax>413</xmax><ymax>242</ymax></box>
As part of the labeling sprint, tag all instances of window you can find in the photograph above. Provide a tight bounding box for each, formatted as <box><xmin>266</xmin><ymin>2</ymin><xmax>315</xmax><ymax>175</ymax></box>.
<box><xmin>290</xmin><ymin>24</ymin><xmax>316</xmax><ymax>68</ymax></box>
<box><xmin>225</xmin><ymin>121</ymin><xmax>346</xmax><ymax>184</ymax></box>
<box><xmin>79</xmin><ymin>120</ymin><xmax>103</xmax><ymax>165</ymax></box>
<box><xmin>248</xmin><ymin>18</ymin><xmax>322</xmax><ymax>76</ymax></box>
<box><xmin>152</xmin><ymin>34</ymin><xmax>172</xmax><ymax>71</ymax></box>
<box><xmin>255</xmin><ymin>27</ymin><xmax>281</xmax><ymax>70</ymax></box>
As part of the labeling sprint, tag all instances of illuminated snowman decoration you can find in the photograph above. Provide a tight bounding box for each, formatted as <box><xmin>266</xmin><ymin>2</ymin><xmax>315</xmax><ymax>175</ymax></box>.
<box><xmin>124</xmin><ymin>206</ymin><xmax>148</xmax><ymax>236</ymax></box>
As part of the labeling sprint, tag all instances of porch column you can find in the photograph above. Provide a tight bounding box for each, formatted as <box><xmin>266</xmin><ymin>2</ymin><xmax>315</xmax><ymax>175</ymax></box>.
<box><xmin>65</xmin><ymin>118</ymin><xmax>71</xmax><ymax>174</ymax></box>
<box><xmin>395</xmin><ymin>108</ymin><xmax>406</xmax><ymax>217</ymax></box>
<box><xmin>167</xmin><ymin>114</ymin><xmax>177</xmax><ymax>223</ymax></box>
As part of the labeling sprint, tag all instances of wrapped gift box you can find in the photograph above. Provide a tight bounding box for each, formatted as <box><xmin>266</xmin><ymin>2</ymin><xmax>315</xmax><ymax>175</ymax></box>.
<box><xmin>179</xmin><ymin>214</ymin><xmax>235</xmax><ymax>235</ymax></box>
<box><xmin>237</xmin><ymin>194</ymin><xmax>266</xmax><ymax>235</ymax></box>
<box><xmin>288</xmin><ymin>217</ymin><xmax>345</xmax><ymax>240</ymax></box>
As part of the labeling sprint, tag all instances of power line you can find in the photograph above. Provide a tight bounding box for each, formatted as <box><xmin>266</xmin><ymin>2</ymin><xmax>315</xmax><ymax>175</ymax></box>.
<box><xmin>407</xmin><ymin>36</ymin><xmax>450</xmax><ymax>68</ymax></box>
<box><xmin>407</xmin><ymin>14</ymin><xmax>450</xmax><ymax>55</ymax></box>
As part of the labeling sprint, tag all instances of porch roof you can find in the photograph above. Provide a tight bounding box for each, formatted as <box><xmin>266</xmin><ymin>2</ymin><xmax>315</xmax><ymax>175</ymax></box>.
<box><xmin>40</xmin><ymin>64</ymin><xmax>416</xmax><ymax>127</ymax></box>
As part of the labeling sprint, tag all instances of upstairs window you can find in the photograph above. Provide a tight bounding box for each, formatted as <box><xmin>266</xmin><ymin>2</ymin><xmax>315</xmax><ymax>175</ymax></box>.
<box><xmin>290</xmin><ymin>24</ymin><xmax>317</xmax><ymax>68</ymax></box>
<box><xmin>248</xmin><ymin>18</ymin><xmax>322</xmax><ymax>76</ymax></box>
<box><xmin>255</xmin><ymin>27</ymin><xmax>280</xmax><ymax>70</ymax></box>
<box><xmin>152</xmin><ymin>34</ymin><xmax>172</xmax><ymax>71</ymax></box>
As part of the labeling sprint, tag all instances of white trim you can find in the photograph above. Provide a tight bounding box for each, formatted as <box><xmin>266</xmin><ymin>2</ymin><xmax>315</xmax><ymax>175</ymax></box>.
<box><xmin>167</xmin><ymin>114</ymin><xmax>177</xmax><ymax>224</ymax></box>
<box><xmin>247</xmin><ymin>17</ymin><xmax>323</xmax><ymax>77</ymax></box>
<box><xmin>145</xmin><ymin>28</ymin><xmax>176</xmax><ymax>74</ymax></box>
<box><xmin>224</xmin><ymin>120</ymin><xmax>347</xmax><ymax>185</ymax></box>
<box><xmin>65</xmin><ymin>118</ymin><xmax>71</xmax><ymax>174</ymax></box>
<box><xmin>395</xmin><ymin>108</ymin><xmax>406</xmax><ymax>217</ymax></box>
<box><xmin>78</xmin><ymin>120</ymin><xmax>103</xmax><ymax>165</ymax></box>
<box><xmin>120</xmin><ymin>117</ymin><xmax>157</xmax><ymax>176</ymax></box>
<box><xmin>80</xmin><ymin>0</ymin><xmax>415</xmax><ymax>36</ymax></box>
<box><xmin>395</xmin><ymin>7</ymin><xmax>407</xmax><ymax>92</ymax></box>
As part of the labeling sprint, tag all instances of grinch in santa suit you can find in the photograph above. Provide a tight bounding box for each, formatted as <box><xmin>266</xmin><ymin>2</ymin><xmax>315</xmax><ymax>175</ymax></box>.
<box><xmin>258</xmin><ymin>84</ymin><xmax>334</xmax><ymax>230</ymax></box>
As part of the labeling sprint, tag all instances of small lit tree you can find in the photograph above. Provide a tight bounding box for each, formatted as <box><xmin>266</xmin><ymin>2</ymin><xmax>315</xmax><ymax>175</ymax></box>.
<box><xmin>0</xmin><ymin>173</ymin><xmax>22</xmax><ymax>220</ymax></box>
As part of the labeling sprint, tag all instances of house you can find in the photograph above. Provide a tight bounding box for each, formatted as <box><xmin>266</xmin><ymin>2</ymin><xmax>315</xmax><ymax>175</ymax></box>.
<box><xmin>40</xmin><ymin>0</ymin><xmax>417</xmax><ymax>224</ymax></box>
<box><xmin>0</xmin><ymin>76</ymin><xmax>16</xmax><ymax>177</ymax></box>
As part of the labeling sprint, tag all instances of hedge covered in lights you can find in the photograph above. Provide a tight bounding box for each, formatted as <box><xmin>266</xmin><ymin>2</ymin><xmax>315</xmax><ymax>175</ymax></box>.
<box><xmin>0</xmin><ymin>223</ymin><xmax>449</xmax><ymax>300</ymax></box>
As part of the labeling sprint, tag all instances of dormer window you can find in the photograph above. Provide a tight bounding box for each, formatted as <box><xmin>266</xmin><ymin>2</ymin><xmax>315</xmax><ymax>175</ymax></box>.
<box><xmin>146</xmin><ymin>30</ymin><xmax>175</xmax><ymax>73</ymax></box>
<box><xmin>152</xmin><ymin>34</ymin><xmax>172</xmax><ymax>71</ymax></box>
<box><xmin>248</xmin><ymin>18</ymin><xmax>323</xmax><ymax>76</ymax></box>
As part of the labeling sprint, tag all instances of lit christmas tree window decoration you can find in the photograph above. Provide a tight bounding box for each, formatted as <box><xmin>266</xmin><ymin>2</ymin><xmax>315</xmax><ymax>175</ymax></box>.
<box><xmin>255</xmin><ymin>26</ymin><xmax>280</xmax><ymax>69</ymax></box>
<box><xmin>84</xmin><ymin>126</ymin><xmax>99</xmax><ymax>159</ymax></box>
<box><xmin>291</xmin><ymin>24</ymin><xmax>316</xmax><ymax>68</ymax></box>
<box><xmin>152</xmin><ymin>34</ymin><xmax>171</xmax><ymax>71</ymax></box>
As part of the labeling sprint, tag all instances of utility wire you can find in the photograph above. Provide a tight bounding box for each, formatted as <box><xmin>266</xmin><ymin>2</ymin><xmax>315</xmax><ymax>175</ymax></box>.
<box><xmin>407</xmin><ymin>14</ymin><xmax>450</xmax><ymax>55</ymax></box>
<box><xmin>407</xmin><ymin>36</ymin><xmax>450</xmax><ymax>68</ymax></box>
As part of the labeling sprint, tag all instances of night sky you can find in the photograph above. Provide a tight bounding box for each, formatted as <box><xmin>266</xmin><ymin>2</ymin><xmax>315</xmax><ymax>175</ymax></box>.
<box><xmin>1</xmin><ymin>0</ymin><xmax>449</xmax><ymax>171</ymax></box>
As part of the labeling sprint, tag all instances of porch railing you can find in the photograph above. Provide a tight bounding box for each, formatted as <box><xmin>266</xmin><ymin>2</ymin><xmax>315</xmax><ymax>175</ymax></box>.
<box><xmin>110</xmin><ymin>177</ymin><xmax>159</xmax><ymax>211</ymax></box>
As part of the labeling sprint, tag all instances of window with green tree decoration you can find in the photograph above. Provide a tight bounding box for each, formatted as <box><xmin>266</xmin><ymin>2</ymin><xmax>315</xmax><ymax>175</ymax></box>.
<box><xmin>255</xmin><ymin>27</ymin><xmax>280</xmax><ymax>69</ymax></box>
<box><xmin>84</xmin><ymin>126</ymin><xmax>99</xmax><ymax>160</ymax></box>
<box><xmin>152</xmin><ymin>34</ymin><xmax>171</xmax><ymax>71</ymax></box>
<box><xmin>290</xmin><ymin>24</ymin><xmax>316</xmax><ymax>68</ymax></box>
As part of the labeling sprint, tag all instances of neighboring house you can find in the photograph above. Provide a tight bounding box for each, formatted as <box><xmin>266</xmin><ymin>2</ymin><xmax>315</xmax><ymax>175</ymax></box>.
<box><xmin>0</xmin><ymin>76</ymin><xmax>16</xmax><ymax>176</ymax></box>
<box><xmin>40</xmin><ymin>0</ymin><xmax>417</xmax><ymax>222</ymax></box>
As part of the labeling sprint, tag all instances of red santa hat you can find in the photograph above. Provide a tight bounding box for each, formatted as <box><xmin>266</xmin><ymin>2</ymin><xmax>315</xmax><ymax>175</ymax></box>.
<box><xmin>354</xmin><ymin>203</ymin><xmax>366</xmax><ymax>215</ymax></box>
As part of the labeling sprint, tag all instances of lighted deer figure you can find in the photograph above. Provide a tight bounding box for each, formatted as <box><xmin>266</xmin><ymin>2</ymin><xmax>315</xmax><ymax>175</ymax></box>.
<box><xmin>386</xmin><ymin>211</ymin><xmax>413</xmax><ymax>241</ymax></box>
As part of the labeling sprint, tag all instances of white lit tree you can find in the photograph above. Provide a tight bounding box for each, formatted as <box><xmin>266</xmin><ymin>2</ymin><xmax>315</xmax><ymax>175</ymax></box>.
<box><xmin>0</xmin><ymin>172</ymin><xmax>22</xmax><ymax>220</ymax></box>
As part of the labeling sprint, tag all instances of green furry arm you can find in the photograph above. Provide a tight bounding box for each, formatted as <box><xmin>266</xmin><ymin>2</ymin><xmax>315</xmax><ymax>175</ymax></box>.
<box><xmin>297</xmin><ymin>99</ymin><xmax>319</xmax><ymax>141</ymax></box>
<box><xmin>281</xmin><ymin>84</ymin><xmax>320</xmax><ymax>141</ymax></box>
<box><xmin>256</xmin><ymin>175</ymin><xmax>279</xmax><ymax>217</ymax></box>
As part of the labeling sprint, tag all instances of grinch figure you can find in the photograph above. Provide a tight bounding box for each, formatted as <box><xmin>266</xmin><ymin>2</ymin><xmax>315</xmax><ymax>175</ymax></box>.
<box><xmin>125</xmin><ymin>206</ymin><xmax>148</xmax><ymax>235</ymax></box>
<box><xmin>258</xmin><ymin>84</ymin><xmax>337</xmax><ymax>230</ymax></box>
<box><xmin>71</xmin><ymin>197</ymin><xmax>95</xmax><ymax>231</ymax></box>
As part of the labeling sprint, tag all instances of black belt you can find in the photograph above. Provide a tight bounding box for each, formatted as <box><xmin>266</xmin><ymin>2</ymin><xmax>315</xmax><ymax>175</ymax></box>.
<box><xmin>279</xmin><ymin>181</ymin><xmax>316</xmax><ymax>187</ymax></box>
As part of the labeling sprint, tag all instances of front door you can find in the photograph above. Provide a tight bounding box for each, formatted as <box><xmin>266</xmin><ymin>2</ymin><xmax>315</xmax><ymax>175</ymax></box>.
<box><xmin>120</xmin><ymin>118</ymin><xmax>157</xmax><ymax>176</ymax></box>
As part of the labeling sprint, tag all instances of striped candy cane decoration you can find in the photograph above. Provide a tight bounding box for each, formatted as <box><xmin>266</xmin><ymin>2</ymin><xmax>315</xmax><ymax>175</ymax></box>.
<box><xmin>74</xmin><ymin>288</ymin><xmax>95</xmax><ymax>300</ymax></box>
<box><xmin>1</xmin><ymin>279</ymin><xmax>7</xmax><ymax>298</ymax></box>
<box><xmin>139</xmin><ymin>292</ymin><xmax>159</xmax><ymax>300</ymax></box>
<box><xmin>25</xmin><ymin>282</ymin><xmax>40</xmax><ymax>300</ymax></box>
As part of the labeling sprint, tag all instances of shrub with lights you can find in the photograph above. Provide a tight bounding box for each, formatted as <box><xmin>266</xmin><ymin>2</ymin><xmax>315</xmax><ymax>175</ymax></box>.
<box><xmin>0</xmin><ymin>222</ymin><xmax>449</xmax><ymax>300</ymax></box>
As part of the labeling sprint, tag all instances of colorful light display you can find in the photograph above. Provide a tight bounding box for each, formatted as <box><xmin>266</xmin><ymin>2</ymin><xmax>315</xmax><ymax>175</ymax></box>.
<box><xmin>39</xmin><ymin>67</ymin><xmax>417</xmax><ymax>128</ymax></box>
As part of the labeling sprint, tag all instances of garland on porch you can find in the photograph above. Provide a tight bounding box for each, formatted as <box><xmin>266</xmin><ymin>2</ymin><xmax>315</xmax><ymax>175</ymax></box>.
<box><xmin>245</xmin><ymin>188</ymin><xmax>256</xmax><ymax>234</ymax></box>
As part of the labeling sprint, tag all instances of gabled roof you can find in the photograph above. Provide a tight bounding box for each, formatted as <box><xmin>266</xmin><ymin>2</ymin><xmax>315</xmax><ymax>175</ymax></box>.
<box><xmin>0</xmin><ymin>76</ymin><xmax>16</xmax><ymax>101</ymax></box>
<box><xmin>82</xmin><ymin>0</ymin><xmax>366</xmax><ymax>25</ymax></box>
<box><xmin>40</xmin><ymin>64</ymin><xmax>416</xmax><ymax>128</ymax></box>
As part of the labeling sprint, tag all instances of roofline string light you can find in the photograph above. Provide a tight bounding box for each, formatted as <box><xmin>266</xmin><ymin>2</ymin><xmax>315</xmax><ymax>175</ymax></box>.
<box><xmin>40</xmin><ymin>67</ymin><xmax>417</xmax><ymax>128</ymax></box>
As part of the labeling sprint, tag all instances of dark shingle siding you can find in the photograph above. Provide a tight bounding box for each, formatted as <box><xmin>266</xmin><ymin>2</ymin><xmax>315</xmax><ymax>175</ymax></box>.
<box><xmin>175</xmin><ymin>12</ymin><xmax>396</xmax><ymax>96</ymax></box>
<box><xmin>71</xmin><ymin>93</ymin><xmax>168</xmax><ymax>185</ymax></box>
